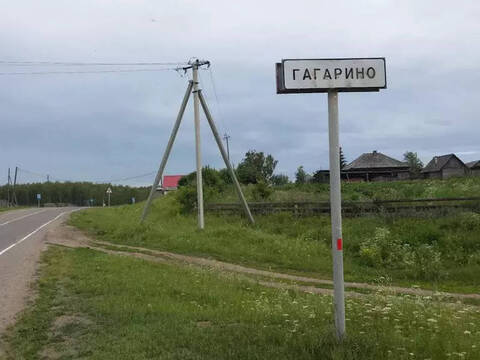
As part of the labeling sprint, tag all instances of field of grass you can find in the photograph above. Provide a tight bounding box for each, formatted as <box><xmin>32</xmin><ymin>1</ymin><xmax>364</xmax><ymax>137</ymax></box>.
<box><xmin>70</xmin><ymin>188</ymin><xmax>480</xmax><ymax>293</ymax></box>
<box><xmin>3</xmin><ymin>246</ymin><xmax>480</xmax><ymax>359</ymax></box>
<box><xmin>215</xmin><ymin>176</ymin><xmax>480</xmax><ymax>203</ymax></box>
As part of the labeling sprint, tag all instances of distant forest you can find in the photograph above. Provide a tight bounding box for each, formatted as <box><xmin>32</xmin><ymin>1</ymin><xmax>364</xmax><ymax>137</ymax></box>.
<box><xmin>0</xmin><ymin>182</ymin><xmax>150</xmax><ymax>207</ymax></box>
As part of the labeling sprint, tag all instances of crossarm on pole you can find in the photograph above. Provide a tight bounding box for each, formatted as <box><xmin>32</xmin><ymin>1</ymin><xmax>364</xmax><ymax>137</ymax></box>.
<box><xmin>197</xmin><ymin>90</ymin><xmax>255</xmax><ymax>224</ymax></box>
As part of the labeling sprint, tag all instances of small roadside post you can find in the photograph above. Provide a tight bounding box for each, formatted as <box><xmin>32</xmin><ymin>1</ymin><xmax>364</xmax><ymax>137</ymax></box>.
<box><xmin>276</xmin><ymin>58</ymin><xmax>387</xmax><ymax>340</ymax></box>
<box><xmin>36</xmin><ymin>193</ymin><xmax>41</xmax><ymax>208</ymax></box>
<box><xmin>106</xmin><ymin>187</ymin><xmax>112</xmax><ymax>207</ymax></box>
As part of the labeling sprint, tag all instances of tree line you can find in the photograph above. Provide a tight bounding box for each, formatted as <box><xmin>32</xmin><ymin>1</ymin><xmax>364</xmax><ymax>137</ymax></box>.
<box><xmin>0</xmin><ymin>182</ymin><xmax>149</xmax><ymax>207</ymax></box>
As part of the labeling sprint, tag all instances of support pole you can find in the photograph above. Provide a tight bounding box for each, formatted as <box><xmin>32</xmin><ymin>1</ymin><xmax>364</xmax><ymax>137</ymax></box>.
<box><xmin>198</xmin><ymin>91</ymin><xmax>255</xmax><ymax>224</ymax></box>
<box><xmin>193</xmin><ymin>63</ymin><xmax>205</xmax><ymax>229</ymax></box>
<box><xmin>13</xmin><ymin>166</ymin><xmax>18</xmax><ymax>206</ymax></box>
<box><xmin>141</xmin><ymin>81</ymin><xmax>194</xmax><ymax>222</ymax></box>
<box><xmin>7</xmin><ymin>168</ymin><xmax>11</xmax><ymax>207</ymax></box>
<box><xmin>328</xmin><ymin>91</ymin><xmax>345</xmax><ymax>340</ymax></box>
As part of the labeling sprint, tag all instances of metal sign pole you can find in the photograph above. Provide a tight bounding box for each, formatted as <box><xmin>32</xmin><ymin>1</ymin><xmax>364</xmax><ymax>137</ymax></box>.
<box><xmin>276</xmin><ymin>57</ymin><xmax>386</xmax><ymax>341</ymax></box>
<box><xmin>328</xmin><ymin>91</ymin><xmax>345</xmax><ymax>340</ymax></box>
<box><xmin>193</xmin><ymin>62</ymin><xmax>205</xmax><ymax>229</ymax></box>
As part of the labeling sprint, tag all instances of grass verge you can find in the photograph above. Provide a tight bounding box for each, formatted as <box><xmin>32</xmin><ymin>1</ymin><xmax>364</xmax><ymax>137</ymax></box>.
<box><xmin>70</xmin><ymin>195</ymin><xmax>480</xmax><ymax>294</ymax></box>
<box><xmin>3</xmin><ymin>246</ymin><xmax>480</xmax><ymax>359</ymax></box>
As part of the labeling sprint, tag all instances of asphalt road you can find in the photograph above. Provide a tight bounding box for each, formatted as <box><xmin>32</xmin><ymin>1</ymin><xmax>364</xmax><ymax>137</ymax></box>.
<box><xmin>0</xmin><ymin>207</ymin><xmax>81</xmax><ymax>335</ymax></box>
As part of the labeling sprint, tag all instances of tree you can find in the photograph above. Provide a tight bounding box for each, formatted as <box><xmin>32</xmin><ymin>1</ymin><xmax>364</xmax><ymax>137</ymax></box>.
<box><xmin>340</xmin><ymin>147</ymin><xmax>347</xmax><ymax>169</ymax></box>
<box><xmin>295</xmin><ymin>166</ymin><xmax>308</xmax><ymax>184</ymax></box>
<box><xmin>403</xmin><ymin>151</ymin><xmax>423</xmax><ymax>175</ymax></box>
<box><xmin>271</xmin><ymin>174</ymin><xmax>289</xmax><ymax>186</ymax></box>
<box><xmin>236</xmin><ymin>150</ymin><xmax>278</xmax><ymax>184</ymax></box>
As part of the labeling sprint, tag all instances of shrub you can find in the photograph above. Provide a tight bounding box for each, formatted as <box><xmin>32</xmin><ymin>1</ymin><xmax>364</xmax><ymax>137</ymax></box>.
<box><xmin>251</xmin><ymin>181</ymin><xmax>273</xmax><ymax>201</ymax></box>
<box><xmin>358</xmin><ymin>227</ymin><xmax>413</xmax><ymax>269</ymax></box>
<box><xmin>409</xmin><ymin>244</ymin><xmax>443</xmax><ymax>280</ymax></box>
<box><xmin>458</xmin><ymin>212</ymin><xmax>480</xmax><ymax>230</ymax></box>
<box><xmin>178</xmin><ymin>166</ymin><xmax>225</xmax><ymax>190</ymax></box>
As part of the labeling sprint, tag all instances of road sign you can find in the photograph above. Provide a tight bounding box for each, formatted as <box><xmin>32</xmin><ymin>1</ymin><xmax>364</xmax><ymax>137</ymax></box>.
<box><xmin>276</xmin><ymin>57</ymin><xmax>386</xmax><ymax>340</ymax></box>
<box><xmin>276</xmin><ymin>58</ymin><xmax>386</xmax><ymax>93</ymax></box>
<box><xmin>36</xmin><ymin>193</ymin><xmax>41</xmax><ymax>200</ymax></box>
<box><xmin>106</xmin><ymin>187</ymin><xmax>112</xmax><ymax>207</ymax></box>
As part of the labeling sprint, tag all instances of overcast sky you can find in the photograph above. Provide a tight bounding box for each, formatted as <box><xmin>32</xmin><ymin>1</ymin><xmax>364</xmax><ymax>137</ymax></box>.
<box><xmin>1</xmin><ymin>0</ymin><xmax>479</xmax><ymax>185</ymax></box>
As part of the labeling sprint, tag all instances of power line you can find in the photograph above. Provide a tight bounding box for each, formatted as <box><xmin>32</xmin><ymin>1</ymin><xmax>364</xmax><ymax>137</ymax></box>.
<box><xmin>16</xmin><ymin>166</ymin><xmax>156</xmax><ymax>184</ymax></box>
<box><xmin>0</xmin><ymin>68</ymin><xmax>179</xmax><ymax>76</ymax></box>
<box><xmin>95</xmin><ymin>171</ymin><xmax>157</xmax><ymax>184</ymax></box>
<box><xmin>0</xmin><ymin>60</ymin><xmax>188</xmax><ymax>66</ymax></box>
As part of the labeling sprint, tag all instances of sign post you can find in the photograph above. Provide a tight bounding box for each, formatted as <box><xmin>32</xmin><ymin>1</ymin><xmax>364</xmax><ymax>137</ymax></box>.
<box><xmin>276</xmin><ymin>57</ymin><xmax>386</xmax><ymax>340</ymax></box>
<box><xmin>106</xmin><ymin>187</ymin><xmax>112</xmax><ymax>207</ymax></box>
<box><xmin>36</xmin><ymin>193</ymin><xmax>41</xmax><ymax>208</ymax></box>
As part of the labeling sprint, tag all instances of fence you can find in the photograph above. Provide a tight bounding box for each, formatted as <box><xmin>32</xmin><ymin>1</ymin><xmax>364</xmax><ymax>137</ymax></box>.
<box><xmin>205</xmin><ymin>197</ymin><xmax>480</xmax><ymax>217</ymax></box>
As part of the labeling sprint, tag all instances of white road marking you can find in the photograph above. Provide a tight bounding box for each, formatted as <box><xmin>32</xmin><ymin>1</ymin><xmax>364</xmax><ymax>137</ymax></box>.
<box><xmin>0</xmin><ymin>209</ymin><xmax>48</xmax><ymax>227</ymax></box>
<box><xmin>0</xmin><ymin>209</ymin><xmax>79</xmax><ymax>256</ymax></box>
<box><xmin>0</xmin><ymin>208</ymin><xmax>31</xmax><ymax>220</ymax></box>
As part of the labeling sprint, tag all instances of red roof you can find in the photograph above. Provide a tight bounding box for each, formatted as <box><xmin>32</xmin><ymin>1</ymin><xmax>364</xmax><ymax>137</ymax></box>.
<box><xmin>163</xmin><ymin>175</ymin><xmax>183</xmax><ymax>188</ymax></box>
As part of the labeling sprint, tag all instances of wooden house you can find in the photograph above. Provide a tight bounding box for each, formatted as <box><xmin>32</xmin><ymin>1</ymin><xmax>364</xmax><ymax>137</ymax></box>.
<box><xmin>342</xmin><ymin>151</ymin><xmax>410</xmax><ymax>181</ymax></box>
<box><xmin>466</xmin><ymin>160</ymin><xmax>480</xmax><ymax>177</ymax></box>
<box><xmin>422</xmin><ymin>154</ymin><xmax>468</xmax><ymax>179</ymax></box>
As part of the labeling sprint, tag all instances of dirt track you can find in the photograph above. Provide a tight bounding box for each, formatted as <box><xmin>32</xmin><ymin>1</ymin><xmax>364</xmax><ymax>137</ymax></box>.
<box><xmin>46</xmin><ymin>223</ymin><xmax>480</xmax><ymax>301</ymax></box>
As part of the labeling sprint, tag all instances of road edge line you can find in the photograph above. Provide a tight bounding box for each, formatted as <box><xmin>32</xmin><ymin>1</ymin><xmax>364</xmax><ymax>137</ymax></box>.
<box><xmin>0</xmin><ymin>209</ymin><xmax>80</xmax><ymax>257</ymax></box>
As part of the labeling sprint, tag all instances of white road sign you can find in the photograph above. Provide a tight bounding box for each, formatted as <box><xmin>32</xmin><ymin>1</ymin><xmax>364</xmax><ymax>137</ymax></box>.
<box><xmin>277</xmin><ymin>58</ymin><xmax>386</xmax><ymax>93</ymax></box>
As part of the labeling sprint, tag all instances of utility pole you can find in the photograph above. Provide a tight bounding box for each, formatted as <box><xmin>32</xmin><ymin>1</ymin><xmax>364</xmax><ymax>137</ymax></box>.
<box><xmin>192</xmin><ymin>60</ymin><xmax>205</xmax><ymax>229</ymax></box>
<box><xmin>12</xmin><ymin>166</ymin><xmax>18</xmax><ymax>206</ymax></box>
<box><xmin>7</xmin><ymin>168</ymin><xmax>11</xmax><ymax>207</ymax></box>
<box><xmin>141</xmin><ymin>59</ymin><xmax>255</xmax><ymax>227</ymax></box>
<box><xmin>223</xmin><ymin>133</ymin><xmax>231</xmax><ymax>162</ymax></box>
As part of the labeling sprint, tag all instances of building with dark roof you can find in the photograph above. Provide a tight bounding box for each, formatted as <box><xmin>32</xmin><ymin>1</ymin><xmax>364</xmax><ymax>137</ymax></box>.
<box><xmin>422</xmin><ymin>154</ymin><xmax>468</xmax><ymax>179</ymax></box>
<box><xmin>342</xmin><ymin>150</ymin><xmax>410</xmax><ymax>181</ymax></box>
<box><xmin>466</xmin><ymin>160</ymin><xmax>480</xmax><ymax>177</ymax></box>
<box><xmin>315</xmin><ymin>151</ymin><xmax>410</xmax><ymax>182</ymax></box>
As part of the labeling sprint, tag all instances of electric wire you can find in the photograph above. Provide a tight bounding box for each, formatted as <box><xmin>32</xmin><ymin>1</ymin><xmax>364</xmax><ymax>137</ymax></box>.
<box><xmin>16</xmin><ymin>167</ymin><xmax>156</xmax><ymax>185</ymax></box>
<box><xmin>0</xmin><ymin>61</ymin><xmax>188</xmax><ymax>66</ymax></box>
<box><xmin>0</xmin><ymin>68</ymin><xmax>179</xmax><ymax>76</ymax></box>
<box><xmin>207</xmin><ymin>67</ymin><xmax>228</xmax><ymax>135</ymax></box>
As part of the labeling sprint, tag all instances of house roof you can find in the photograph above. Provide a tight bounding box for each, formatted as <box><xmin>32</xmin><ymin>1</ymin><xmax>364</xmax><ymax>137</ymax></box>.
<box><xmin>466</xmin><ymin>160</ymin><xmax>480</xmax><ymax>169</ymax></box>
<box><xmin>163</xmin><ymin>175</ymin><xmax>183</xmax><ymax>188</ymax></box>
<box><xmin>422</xmin><ymin>154</ymin><xmax>466</xmax><ymax>173</ymax></box>
<box><xmin>343</xmin><ymin>151</ymin><xmax>408</xmax><ymax>170</ymax></box>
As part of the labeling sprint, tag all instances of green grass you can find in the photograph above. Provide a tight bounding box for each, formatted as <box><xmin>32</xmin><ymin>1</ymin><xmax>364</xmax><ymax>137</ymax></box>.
<box><xmin>4</xmin><ymin>246</ymin><xmax>480</xmax><ymax>359</ymax></box>
<box><xmin>70</xmin><ymin>193</ymin><xmax>480</xmax><ymax>293</ymax></box>
<box><xmin>215</xmin><ymin>176</ymin><xmax>480</xmax><ymax>203</ymax></box>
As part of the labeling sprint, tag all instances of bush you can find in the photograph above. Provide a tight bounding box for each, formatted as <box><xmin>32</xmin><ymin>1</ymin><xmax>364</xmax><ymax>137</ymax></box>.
<box><xmin>409</xmin><ymin>244</ymin><xmax>443</xmax><ymax>280</ymax></box>
<box><xmin>458</xmin><ymin>212</ymin><xmax>480</xmax><ymax>230</ymax></box>
<box><xmin>251</xmin><ymin>181</ymin><xmax>273</xmax><ymax>201</ymax></box>
<box><xmin>178</xmin><ymin>166</ymin><xmax>225</xmax><ymax>190</ymax></box>
<box><xmin>176</xmin><ymin>186</ymin><xmax>198</xmax><ymax>213</ymax></box>
<box><xmin>358</xmin><ymin>227</ymin><xmax>413</xmax><ymax>269</ymax></box>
